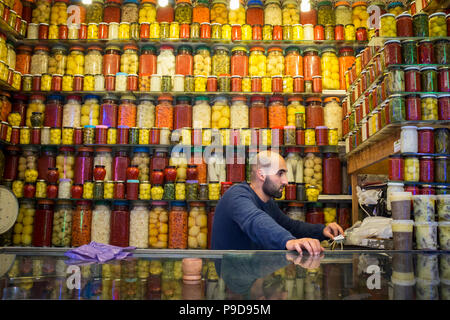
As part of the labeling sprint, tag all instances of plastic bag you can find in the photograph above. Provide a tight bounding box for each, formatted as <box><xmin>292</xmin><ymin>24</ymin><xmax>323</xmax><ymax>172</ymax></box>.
<box><xmin>345</xmin><ymin>216</ymin><xmax>393</xmax><ymax>246</ymax></box>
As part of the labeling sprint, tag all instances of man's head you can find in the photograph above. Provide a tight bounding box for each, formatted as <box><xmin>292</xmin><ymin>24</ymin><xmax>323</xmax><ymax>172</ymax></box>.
<box><xmin>250</xmin><ymin>150</ymin><xmax>288</xmax><ymax>199</ymax></box>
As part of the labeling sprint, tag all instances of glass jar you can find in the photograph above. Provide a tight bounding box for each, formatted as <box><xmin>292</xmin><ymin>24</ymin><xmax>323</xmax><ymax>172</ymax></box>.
<box><xmin>335</xmin><ymin>1</ymin><xmax>352</xmax><ymax>26</ymax></box>
<box><xmin>139</xmin><ymin>45</ymin><xmax>157</xmax><ymax>76</ymax></box>
<box><xmin>72</xmin><ymin>201</ymin><xmax>92</xmax><ymax>247</ymax></box>
<box><xmin>149</xmin><ymin>201</ymin><xmax>169</xmax><ymax>248</ymax></box>
<box><xmin>65</xmin><ymin>46</ymin><xmax>84</xmax><ymax>76</ymax></box>
<box><xmin>117</xmin><ymin>95</ymin><xmax>137</xmax><ymax>128</ymax></box>
<box><xmin>421</xmin><ymin>94</ymin><xmax>438</xmax><ymax>121</ymax></box>
<box><xmin>303</xmin><ymin>48</ymin><xmax>320</xmax><ymax>81</ymax></box>
<box><xmin>230</xmin><ymin>46</ymin><xmax>248</xmax><ymax>77</ymax></box>
<box><xmin>74</xmin><ymin>147</ymin><xmax>94</xmax><ymax>184</ymax></box>
<box><xmin>435</xmin><ymin>156</ymin><xmax>449</xmax><ymax>183</ymax></box>
<box><xmin>103</xmin><ymin>45</ymin><xmax>121</xmax><ymax>76</ymax></box>
<box><xmin>155</xmin><ymin>94</ymin><xmax>174</xmax><ymax>129</ymax></box>
<box><xmin>212</xmin><ymin>46</ymin><xmax>230</xmax><ymax>77</ymax></box>
<box><xmin>421</xmin><ymin>67</ymin><xmax>437</xmax><ymax>93</ymax></box>
<box><xmin>192</xmin><ymin>96</ymin><xmax>211</xmax><ymax>129</ymax></box>
<box><xmin>31</xmin><ymin>0</ymin><xmax>51</xmax><ymax>24</ymax></box>
<box><xmin>173</xmin><ymin>96</ymin><xmax>191</xmax><ymax>130</ymax></box>
<box><xmin>351</xmin><ymin>1</ymin><xmax>368</xmax><ymax>30</ymax></box>
<box><xmin>51</xmin><ymin>200</ymin><xmax>72</xmax><ymax>247</ymax></box>
<box><xmin>304</xmin><ymin>152</ymin><xmax>323</xmax><ymax>192</ymax></box>
<box><xmin>434</xmin><ymin>40</ymin><xmax>450</xmax><ymax>65</ymax></box>
<box><xmin>384</xmin><ymin>40</ymin><xmax>402</xmax><ymax>66</ymax></box>
<box><xmin>429</xmin><ymin>12</ymin><xmax>446</xmax><ymax>37</ymax></box>
<box><xmin>389</xmin><ymin>95</ymin><xmax>405</xmax><ymax>122</ymax></box>
<box><xmin>412</xmin><ymin>12</ymin><xmax>429</xmax><ymax>37</ymax></box>
<box><xmin>129</xmin><ymin>201</ymin><xmax>149</xmax><ymax>248</ymax></box>
<box><xmin>187</xmin><ymin>202</ymin><xmax>207</xmax><ymax>249</ymax></box>
<box><xmin>110</xmin><ymin>201</ymin><xmax>130</xmax><ymax>247</ymax></box>
<box><xmin>404</xmin><ymin>156</ymin><xmax>419</xmax><ymax>182</ymax></box>
<box><xmin>211</xmin><ymin>95</ymin><xmax>230</xmax><ymax>129</ymax></box>
<box><xmin>93</xmin><ymin>147</ymin><xmax>113</xmax><ymax>181</ymax></box>
<box><xmin>175</xmin><ymin>0</ymin><xmax>192</xmax><ymax>24</ymax></box>
<box><xmin>157</xmin><ymin>45</ymin><xmax>176</xmax><ymax>76</ymax></box>
<box><xmin>86</xmin><ymin>0</ymin><xmax>103</xmax><ymax>23</ymax></box>
<box><xmin>15</xmin><ymin>45</ymin><xmax>33</xmax><ymax>76</ymax></box>
<box><xmin>317</xmin><ymin>1</ymin><xmax>334</xmax><ymax>26</ymax></box>
<box><xmin>266</xmin><ymin>47</ymin><xmax>284</xmax><ymax>77</ymax></box>
<box><xmin>417</xmin><ymin>127</ymin><xmax>434</xmax><ymax>154</ymax></box>
<box><xmin>175</xmin><ymin>45</ymin><xmax>193</xmax><ymax>76</ymax></box>
<box><xmin>30</xmin><ymin>45</ymin><xmax>49</xmax><ymax>75</ymax></box>
<box><xmin>284</xmin><ymin>47</ymin><xmax>303</xmax><ymax>78</ymax></box>
<box><xmin>37</xmin><ymin>146</ymin><xmax>56</xmax><ymax>180</ymax></box>
<box><xmin>168</xmin><ymin>201</ymin><xmax>188</xmax><ymax>249</ymax></box>
<box><xmin>100</xmin><ymin>95</ymin><xmax>119</xmax><ymax>127</ymax></box>
<box><xmin>90</xmin><ymin>202</ymin><xmax>111</xmax><ymax>244</ymax></box>
<box><xmin>435</xmin><ymin>128</ymin><xmax>449</xmax><ymax>154</ymax></box>
<box><xmin>246</xmin><ymin>0</ymin><xmax>264</xmax><ymax>26</ymax></box>
<box><xmin>44</xmin><ymin>94</ymin><xmax>63</xmax><ymax>128</ymax></box>
<box><xmin>321</xmin><ymin>48</ymin><xmax>339</xmax><ymax>90</ymax></box>
<box><xmin>112</xmin><ymin>149</ymin><xmax>130</xmax><ymax>182</ymax></box>
<box><xmin>419</xmin><ymin>156</ymin><xmax>435</xmax><ymax>183</ymax></box>
<box><xmin>120</xmin><ymin>44</ymin><xmax>139</xmax><ymax>75</ymax></box>
<box><xmin>193</xmin><ymin>46</ymin><xmax>211</xmax><ymax>77</ymax></box>
<box><xmin>305</xmin><ymin>97</ymin><xmax>324</xmax><ymax>128</ymax></box>
<box><xmin>192</xmin><ymin>0</ymin><xmax>209</xmax><ymax>23</ymax></box>
<box><xmin>285</xmin><ymin>148</ymin><xmax>303</xmax><ymax>183</ymax></box>
<box><xmin>230</xmin><ymin>95</ymin><xmax>248</xmax><ymax>129</ymax></box>
<box><xmin>33</xmin><ymin>200</ymin><xmax>54</xmax><ymax>247</ymax></box>
<box><xmin>210</xmin><ymin>0</ymin><xmax>227</xmax><ymax>24</ymax></box>
<box><xmin>380</xmin><ymin>13</ymin><xmax>396</xmax><ymax>37</ymax></box>
<box><xmin>438</xmin><ymin>67</ymin><xmax>450</xmax><ymax>93</ymax></box>
<box><xmin>264</xmin><ymin>0</ymin><xmax>282</xmax><ymax>26</ymax></box>
<box><xmin>400</xmin><ymin>126</ymin><xmax>418</xmax><ymax>153</ymax></box>
<box><xmin>248</xmin><ymin>47</ymin><xmax>266</xmax><ymax>77</ymax></box>
<box><xmin>56</xmin><ymin>147</ymin><xmax>75</xmax><ymax>180</ymax></box>
<box><xmin>389</xmin><ymin>155</ymin><xmax>404</xmax><ymax>181</ymax></box>
<box><xmin>248</xmin><ymin>95</ymin><xmax>266</xmax><ymax>129</ymax></box>
<box><xmin>286</xmin><ymin>96</ymin><xmax>304</xmax><ymax>127</ymax></box>
<box><xmin>322</xmin><ymin>153</ymin><xmax>341</xmax><ymax>195</ymax></box>
<box><xmin>268</xmin><ymin>95</ymin><xmax>286</xmax><ymax>128</ymax></box>
<box><xmin>396</xmin><ymin>13</ymin><xmax>413</xmax><ymax>37</ymax></box>
<box><xmin>62</xmin><ymin>95</ymin><xmax>82</xmax><ymax>128</ymax></box>
<box><xmin>323</xmin><ymin>97</ymin><xmax>342</xmax><ymax>139</ymax></box>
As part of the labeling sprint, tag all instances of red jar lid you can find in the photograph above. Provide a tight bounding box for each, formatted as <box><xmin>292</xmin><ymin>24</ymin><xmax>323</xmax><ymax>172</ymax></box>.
<box><xmin>306</xmin><ymin>97</ymin><xmax>322</xmax><ymax>103</ymax></box>
<box><xmin>76</xmin><ymin>200</ymin><xmax>92</xmax><ymax>206</ymax></box>
<box><xmin>267</xmin><ymin>47</ymin><xmax>283</xmax><ymax>53</ymax></box>
<box><xmin>250</xmin><ymin>46</ymin><xmax>265</xmax><ymax>52</ymax></box>
<box><xmin>190</xmin><ymin>202</ymin><xmax>206</xmax><ymax>207</ymax></box>
<box><xmin>221</xmin><ymin>182</ymin><xmax>233</xmax><ymax>185</ymax></box>
<box><xmin>286</xmin><ymin>147</ymin><xmax>301</xmax><ymax>153</ymax></box>
<box><xmin>34</xmin><ymin>45</ymin><xmax>49</xmax><ymax>51</ymax></box>
<box><xmin>158</xmin><ymin>94</ymin><xmax>173</xmax><ymax>101</ymax></box>
<box><xmin>6</xmin><ymin>145</ymin><xmax>20</xmax><ymax>151</ymax></box>
<box><xmin>106</xmin><ymin>0</ymin><xmax>122</xmax><ymax>4</ymax></box>
<box><xmin>232</xmin><ymin>95</ymin><xmax>246</xmax><ymax>102</ymax></box>
<box><xmin>87</xmin><ymin>45</ymin><xmax>102</xmax><ymax>51</ymax></box>
<box><xmin>70</xmin><ymin>46</ymin><xmax>85</xmax><ymax>52</ymax></box>
<box><xmin>16</xmin><ymin>45</ymin><xmax>33</xmax><ymax>52</ymax></box>
<box><xmin>251</xmin><ymin>95</ymin><xmax>265</xmax><ymax>102</ymax></box>
<box><xmin>30</xmin><ymin>94</ymin><xmax>45</xmax><ymax>100</ymax></box>
<box><xmin>288</xmin><ymin>95</ymin><xmax>303</xmax><ymax>102</ymax></box>
<box><xmin>269</xmin><ymin>95</ymin><xmax>284</xmax><ymax>102</ymax></box>
<box><xmin>78</xmin><ymin>147</ymin><xmax>94</xmax><ymax>152</ymax></box>
<box><xmin>124</xmin><ymin>44</ymin><xmax>138</xmax><ymax>51</ymax></box>
<box><xmin>96</xmin><ymin>147</ymin><xmax>113</xmax><ymax>152</ymax></box>
<box><xmin>59</xmin><ymin>146</ymin><xmax>75</xmax><ymax>152</ymax></box>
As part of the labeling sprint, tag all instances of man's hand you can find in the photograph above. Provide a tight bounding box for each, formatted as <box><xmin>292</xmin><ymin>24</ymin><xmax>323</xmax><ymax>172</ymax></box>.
<box><xmin>285</xmin><ymin>252</ymin><xmax>324</xmax><ymax>269</ymax></box>
<box><xmin>285</xmin><ymin>238</ymin><xmax>324</xmax><ymax>256</ymax></box>
<box><xmin>323</xmin><ymin>222</ymin><xmax>345</xmax><ymax>239</ymax></box>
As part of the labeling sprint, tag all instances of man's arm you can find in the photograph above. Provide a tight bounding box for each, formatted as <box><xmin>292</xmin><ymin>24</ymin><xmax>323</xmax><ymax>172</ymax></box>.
<box><xmin>230</xmin><ymin>194</ymin><xmax>296</xmax><ymax>250</ymax></box>
<box><xmin>272</xmin><ymin>203</ymin><xmax>328</xmax><ymax>241</ymax></box>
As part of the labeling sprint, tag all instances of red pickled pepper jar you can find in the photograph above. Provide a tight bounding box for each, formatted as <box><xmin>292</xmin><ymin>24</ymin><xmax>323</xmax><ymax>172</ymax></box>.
<box><xmin>419</xmin><ymin>185</ymin><xmax>435</xmax><ymax>195</ymax></box>
<box><xmin>439</xmin><ymin>94</ymin><xmax>450</xmax><ymax>120</ymax></box>
<box><xmin>186</xmin><ymin>164</ymin><xmax>198</xmax><ymax>181</ymax></box>
<box><xmin>315</xmin><ymin>126</ymin><xmax>328</xmax><ymax>146</ymax></box>
<box><xmin>155</xmin><ymin>94</ymin><xmax>174</xmax><ymax>130</ymax></box>
<box><xmin>306</xmin><ymin>204</ymin><xmax>324</xmax><ymax>224</ymax></box>
<box><xmin>173</xmin><ymin>95</ymin><xmax>192</xmax><ymax>130</ymax></box>
<box><xmin>113</xmin><ymin>148</ymin><xmax>130</xmax><ymax>181</ymax></box>
<box><xmin>246</xmin><ymin>0</ymin><xmax>264</xmax><ymax>26</ymax></box>
<box><xmin>285</xmin><ymin>183</ymin><xmax>296</xmax><ymax>200</ymax></box>
<box><xmin>438</xmin><ymin>67</ymin><xmax>450</xmax><ymax>93</ymax></box>
<box><xmin>389</xmin><ymin>155</ymin><xmax>404</xmax><ymax>181</ymax></box>
<box><xmin>151</xmin><ymin>169</ymin><xmax>164</xmax><ymax>185</ymax></box>
<box><xmin>37</xmin><ymin>146</ymin><xmax>57</xmax><ymax>180</ymax></box>
<box><xmin>417</xmin><ymin>127</ymin><xmax>434</xmax><ymax>154</ymax></box>
<box><xmin>323</xmin><ymin>153</ymin><xmax>342</xmax><ymax>195</ymax></box>
<box><xmin>150</xmin><ymin>148</ymin><xmax>169</xmax><ymax>172</ymax></box>
<box><xmin>100</xmin><ymin>95</ymin><xmax>119</xmax><ymax>127</ymax></box>
<box><xmin>406</xmin><ymin>95</ymin><xmax>421</xmax><ymax>121</ymax></box>
<box><xmin>118</xmin><ymin>95</ymin><xmax>137</xmax><ymax>128</ymax></box>
<box><xmin>226</xmin><ymin>153</ymin><xmax>246</xmax><ymax>183</ymax></box>
<box><xmin>104</xmin><ymin>0</ymin><xmax>122</xmax><ymax>23</ymax></box>
<box><xmin>384</xmin><ymin>40</ymin><xmax>402</xmax><ymax>66</ymax></box>
<box><xmin>74</xmin><ymin>147</ymin><xmax>94</xmax><ymax>185</ymax></box>
<box><xmin>32</xmin><ymin>200</ymin><xmax>54</xmax><ymax>247</ymax></box>
<box><xmin>103</xmin><ymin>45</ymin><xmax>121</xmax><ymax>76</ymax></box>
<box><xmin>418</xmin><ymin>40</ymin><xmax>434</xmax><ymax>64</ymax></box>
<box><xmin>157</xmin><ymin>1</ymin><xmax>175</xmax><ymax>23</ymax></box>
<box><xmin>419</xmin><ymin>156</ymin><xmax>434</xmax><ymax>183</ymax></box>
<box><xmin>175</xmin><ymin>45</ymin><xmax>194</xmax><ymax>76</ymax></box>
<box><xmin>249</xmin><ymin>95</ymin><xmax>268</xmax><ymax>128</ymax></box>
<box><xmin>164</xmin><ymin>165</ymin><xmax>177</xmax><ymax>182</ymax></box>
<box><xmin>230</xmin><ymin>46</ymin><xmax>249</xmax><ymax>77</ymax></box>
<box><xmin>305</xmin><ymin>97</ymin><xmax>324</xmax><ymax>128</ymax></box>
<box><xmin>396</xmin><ymin>13</ymin><xmax>413</xmax><ymax>37</ymax></box>
<box><xmin>139</xmin><ymin>45</ymin><xmax>157</xmax><ymax>75</ymax></box>
<box><xmin>404</xmin><ymin>67</ymin><xmax>421</xmax><ymax>93</ymax></box>
<box><xmin>303</xmin><ymin>48</ymin><xmax>321</xmax><ymax>81</ymax></box>
<box><xmin>3</xmin><ymin>146</ymin><xmax>20</xmax><ymax>180</ymax></box>
<box><xmin>110</xmin><ymin>201</ymin><xmax>130</xmax><ymax>247</ymax></box>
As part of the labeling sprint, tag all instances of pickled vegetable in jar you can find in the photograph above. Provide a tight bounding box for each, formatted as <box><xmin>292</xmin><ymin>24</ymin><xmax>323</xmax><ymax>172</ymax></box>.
<box><xmin>413</xmin><ymin>12</ymin><xmax>429</xmax><ymax>37</ymax></box>
<box><xmin>305</xmin><ymin>97</ymin><xmax>324</xmax><ymax>128</ymax></box>
<box><xmin>118</xmin><ymin>95</ymin><xmax>137</xmax><ymax>127</ymax></box>
<box><xmin>321</xmin><ymin>48</ymin><xmax>340</xmax><ymax>90</ymax></box>
<box><xmin>266</xmin><ymin>47</ymin><xmax>284</xmax><ymax>77</ymax></box>
<box><xmin>139</xmin><ymin>0</ymin><xmax>157</xmax><ymax>23</ymax></box>
<box><xmin>380</xmin><ymin>13</ymin><xmax>397</xmax><ymax>37</ymax></box>
<box><xmin>404</xmin><ymin>156</ymin><xmax>419</xmax><ymax>182</ymax></box>
<box><xmin>303</xmin><ymin>48</ymin><xmax>320</xmax><ymax>81</ymax></box>
<box><xmin>149</xmin><ymin>201</ymin><xmax>169</xmax><ymax>248</ymax></box>
<box><xmin>157</xmin><ymin>45</ymin><xmax>176</xmax><ymax>76</ymax></box>
<box><xmin>62</xmin><ymin>95</ymin><xmax>82</xmax><ymax>128</ymax></box>
<box><xmin>229</xmin><ymin>0</ymin><xmax>245</xmax><ymax>25</ymax></box>
<box><xmin>230</xmin><ymin>46</ymin><xmax>248</xmax><ymax>77</ymax></box>
<box><xmin>175</xmin><ymin>0</ymin><xmax>192</xmax><ymax>24</ymax></box>
<box><xmin>421</xmin><ymin>94</ymin><xmax>438</xmax><ymax>121</ymax></box>
<box><xmin>175</xmin><ymin>45</ymin><xmax>193</xmax><ymax>76</ymax></box>
<box><xmin>249</xmin><ymin>46</ymin><xmax>266</xmax><ymax>77</ymax></box>
<box><xmin>30</xmin><ymin>45</ymin><xmax>49</xmax><ymax>75</ymax></box>
<box><xmin>120</xmin><ymin>44</ymin><xmax>139</xmax><ymax>75</ymax></box>
<box><xmin>193</xmin><ymin>46</ymin><xmax>211</xmax><ymax>76</ymax></box>
<box><xmin>429</xmin><ymin>12</ymin><xmax>447</xmax><ymax>37</ymax></box>
<box><xmin>230</xmin><ymin>95</ymin><xmax>249</xmax><ymax>129</ymax></box>
<box><xmin>72</xmin><ymin>201</ymin><xmax>92</xmax><ymax>247</ymax></box>
<box><xmin>32</xmin><ymin>0</ymin><xmax>51</xmax><ymax>24</ymax></box>
<box><xmin>210</xmin><ymin>0</ymin><xmax>227</xmax><ymax>24</ymax></box>
<box><xmin>264</xmin><ymin>0</ymin><xmax>282</xmax><ymax>26</ymax></box>
<box><xmin>155</xmin><ymin>94</ymin><xmax>174</xmax><ymax>129</ymax></box>
<box><xmin>268</xmin><ymin>95</ymin><xmax>286</xmax><ymax>128</ymax></box>
<box><xmin>211</xmin><ymin>95</ymin><xmax>230</xmax><ymax>129</ymax></box>
<box><xmin>324</xmin><ymin>97</ymin><xmax>342</xmax><ymax>139</ymax></box>
<box><xmin>396</xmin><ymin>13</ymin><xmax>413</xmax><ymax>37</ymax></box>
<box><xmin>317</xmin><ymin>1</ymin><xmax>334</xmax><ymax>26</ymax></box>
<box><xmin>334</xmin><ymin>1</ymin><xmax>352</xmax><ymax>26</ymax></box>
<box><xmin>352</xmin><ymin>1</ymin><xmax>368</xmax><ymax>30</ymax></box>
<box><xmin>81</xmin><ymin>95</ymin><xmax>101</xmax><ymax>127</ymax></box>
<box><xmin>66</xmin><ymin>46</ymin><xmax>84</xmax><ymax>76</ymax></box>
<box><xmin>212</xmin><ymin>46</ymin><xmax>230</xmax><ymax>77</ymax></box>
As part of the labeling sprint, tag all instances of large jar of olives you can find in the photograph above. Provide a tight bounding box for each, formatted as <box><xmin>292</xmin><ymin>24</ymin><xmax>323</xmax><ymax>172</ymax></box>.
<box><xmin>86</xmin><ymin>0</ymin><xmax>104</xmax><ymax>24</ymax></box>
<box><xmin>175</xmin><ymin>0</ymin><xmax>193</xmax><ymax>24</ymax></box>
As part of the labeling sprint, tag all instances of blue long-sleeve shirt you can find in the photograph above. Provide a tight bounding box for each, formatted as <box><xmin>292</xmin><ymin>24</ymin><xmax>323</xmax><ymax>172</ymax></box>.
<box><xmin>211</xmin><ymin>183</ymin><xmax>327</xmax><ymax>250</ymax></box>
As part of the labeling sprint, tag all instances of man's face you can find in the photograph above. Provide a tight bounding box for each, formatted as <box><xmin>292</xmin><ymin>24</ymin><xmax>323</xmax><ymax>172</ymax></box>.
<box><xmin>261</xmin><ymin>158</ymin><xmax>288</xmax><ymax>198</ymax></box>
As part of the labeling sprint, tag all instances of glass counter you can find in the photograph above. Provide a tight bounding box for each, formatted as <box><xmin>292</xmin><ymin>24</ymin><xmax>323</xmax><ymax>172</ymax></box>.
<box><xmin>0</xmin><ymin>249</ymin><xmax>448</xmax><ymax>300</ymax></box>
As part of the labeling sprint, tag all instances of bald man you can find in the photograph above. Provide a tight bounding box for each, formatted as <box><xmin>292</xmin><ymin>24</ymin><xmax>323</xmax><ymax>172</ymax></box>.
<box><xmin>211</xmin><ymin>150</ymin><xmax>344</xmax><ymax>255</ymax></box>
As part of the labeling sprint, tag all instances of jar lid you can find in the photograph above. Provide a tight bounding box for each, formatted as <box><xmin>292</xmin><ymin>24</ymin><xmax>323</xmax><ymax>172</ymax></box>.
<box><xmin>250</xmin><ymin>46</ymin><xmax>265</xmax><ymax>52</ymax></box>
<box><xmin>387</xmin><ymin>182</ymin><xmax>404</xmax><ymax>186</ymax></box>
<box><xmin>250</xmin><ymin>95</ymin><xmax>265</xmax><ymax>102</ymax></box>
<box><xmin>76</xmin><ymin>200</ymin><xmax>91</xmax><ymax>206</ymax></box>
<box><xmin>34</xmin><ymin>45</ymin><xmax>49</xmax><ymax>51</ymax></box>
<box><xmin>247</xmin><ymin>0</ymin><xmax>263</xmax><ymax>6</ymax></box>
<box><xmin>380</xmin><ymin>13</ymin><xmax>395</xmax><ymax>18</ymax></box>
<box><xmin>67</xmin><ymin>95</ymin><xmax>82</xmax><ymax>101</ymax></box>
<box><xmin>417</xmin><ymin>127</ymin><xmax>434</xmax><ymax>130</ymax></box>
<box><xmin>214</xmin><ymin>45</ymin><xmax>229</xmax><ymax>52</ymax></box>
<box><xmin>401</xmin><ymin>126</ymin><xmax>417</xmax><ymax>129</ymax></box>
<box><xmin>158</xmin><ymin>94</ymin><xmax>173</xmax><ymax>101</ymax></box>
<box><xmin>221</xmin><ymin>182</ymin><xmax>233</xmax><ymax>185</ymax></box>
<box><xmin>438</xmin><ymin>94</ymin><xmax>450</xmax><ymax>98</ymax></box>
<box><xmin>420</xmin><ymin>66</ymin><xmax>437</xmax><ymax>71</ymax></box>
<box><xmin>127</xmin><ymin>180</ymin><xmax>140</xmax><ymax>183</ymax></box>
<box><xmin>113</xmin><ymin>200</ymin><xmax>129</xmax><ymax>207</ymax></box>
<box><xmin>317</xmin><ymin>0</ymin><xmax>332</xmax><ymax>7</ymax></box>
<box><xmin>70</xmin><ymin>46</ymin><xmax>84</xmax><ymax>52</ymax></box>
<box><xmin>269</xmin><ymin>95</ymin><xmax>284</xmax><ymax>102</ymax></box>
<box><xmin>171</xmin><ymin>201</ymin><xmax>187</xmax><ymax>206</ymax></box>
<box><xmin>285</xmin><ymin>46</ymin><xmax>300</xmax><ymax>54</ymax></box>
<box><xmin>47</xmin><ymin>94</ymin><xmax>64</xmax><ymax>101</ymax></box>
<box><xmin>267</xmin><ymin>46</ymin><xmax>283</xmax><ymax>53</ymax></box>
<box><xmin>404</xmin><ymin>66</ymin><xmax>420</xmax><ymax>71</ymax></box>
<box><xmin>335</xmin><ymin>1</ymin><xmax>350</xmax><ymax>7</ymax></box>
<box><xmin>384</xmin><ymin>40</ymin><xmax>401</xmax><ymax>44</ymax></box>
<box><xmin>351</xmin><ymin>1</ymin><xmax>366</xmax><ymax>7</ymax></box>
<box><xmin>286</xmin><ymin>147</ymin><xmax>301</xmax><ymax>153</ymax></box>
<box><xmin>396</xmin><ymin>13</ymin><xmax>412</xmax><ymax>19</ymax></box>
<box><xmin>231</xmin><ymin>46</ymin><xmax>248</xmax><ymax>53</ymax></box>
<box><xmin>429</xmin><ymin>12</ymin><xmax>446</xmax><ymax>18</ymax></box>
<box><xmin>420</xmin><ymin>94</ymin><xmax>437</xmax><ymax>98</ymax></box>
<box><xmin>323</xmin><ymin>97</ymin><xmax>340</xmax><ymax>103</ymax></box>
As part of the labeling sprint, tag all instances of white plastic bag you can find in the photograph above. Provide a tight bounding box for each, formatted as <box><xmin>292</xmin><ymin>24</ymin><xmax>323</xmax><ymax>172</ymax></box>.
<box><xmin>345</xmin><ymin>216</ymin><xmax>393</xmax><ymax>246</ymax></box>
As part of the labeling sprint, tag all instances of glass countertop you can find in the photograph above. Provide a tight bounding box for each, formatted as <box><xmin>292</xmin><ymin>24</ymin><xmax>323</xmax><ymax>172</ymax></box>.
<box><xmin>0</xmin><ymin>248</ymin><xmax>448</xmax><ymax>300</ymax></box>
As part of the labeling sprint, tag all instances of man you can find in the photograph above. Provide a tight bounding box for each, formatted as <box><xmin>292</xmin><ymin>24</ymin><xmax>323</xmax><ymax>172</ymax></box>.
<box><xmin>211</xmin><ymin>150</ymin><xmax>344</xmax><ymax>255</ymax></box>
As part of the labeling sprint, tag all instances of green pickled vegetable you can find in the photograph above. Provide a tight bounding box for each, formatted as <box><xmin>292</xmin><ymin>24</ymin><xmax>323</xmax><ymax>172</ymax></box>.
<box><xmin>186</xmin><ymin>182</ymin><xmax>198</xmax><ymax>200</ymax></box>
<box><xmin>175</xmin><ymin>5</ymin><xmax>192</xmax><ymax>24</ymax></box>
<box><xmin>163</xmin><ymin>183</ymin><xmax>175</xmax><ymax>200</ymax></box>
<box><xmin>390</xmin><ymin>96</ymin><xmax>406</xmax><ymax>122</ymax></box>
<box><xmin>435</xmin><ymin>128</ymin><xmax>450</xmax><ymax>154</ymax></box>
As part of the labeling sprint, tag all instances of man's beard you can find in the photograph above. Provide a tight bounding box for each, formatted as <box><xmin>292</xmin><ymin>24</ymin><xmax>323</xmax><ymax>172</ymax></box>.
<box><xmin>262</xmin><ymin>176</ymin><xmax>284</xmax><ymax>198</ymax></box>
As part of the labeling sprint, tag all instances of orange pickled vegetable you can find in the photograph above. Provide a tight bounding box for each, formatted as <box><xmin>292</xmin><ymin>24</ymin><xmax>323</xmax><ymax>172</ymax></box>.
<box><xmin>72</xmin><ymin>203</ymin><xmax>92</xmax><ymax>247</ymax></box>
<box><xmin>168</xmin><ymin>207</ymin><xmax>187</xmax><ymax>249</ymax></box>
<box><xmin>193</xmin><ymin>5</ymin><xmax>210</xmax><ymax>23</ymax></box>
<box><xmin>268</xmin><ymin>102</ymin><xmax>287</xmax><ymax>128</ymax></box>
<box><xmin>118</xmin><ymin>102</ymin><xmax>137</xmax><ymax>127</ymax></box>
<box><xmin>155</xmin><ymin>104</ymin><xmax>173</xmax><ymax>129</ymax></box>
<box><xmin>190</xmin><ymin>155</ymin><xmax>207</xmax><ymax>183</ymax></box>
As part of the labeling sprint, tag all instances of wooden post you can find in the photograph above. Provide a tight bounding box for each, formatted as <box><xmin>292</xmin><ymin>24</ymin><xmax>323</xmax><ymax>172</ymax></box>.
<box><xmin>351</xmin><ymin>173</ymin><xmax>359</xmax><ymax>224</ymax></box>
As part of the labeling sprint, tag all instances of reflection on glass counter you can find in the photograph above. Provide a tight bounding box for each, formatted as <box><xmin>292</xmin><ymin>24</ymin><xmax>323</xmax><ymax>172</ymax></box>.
<box><xmin>0</xmin><ymin>250</ymin><xmax>449</xmax><ymax>300</ymax></box>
